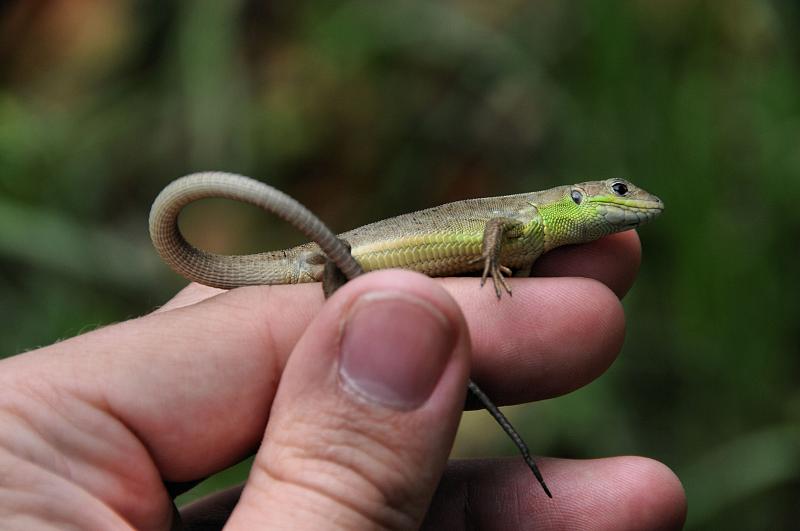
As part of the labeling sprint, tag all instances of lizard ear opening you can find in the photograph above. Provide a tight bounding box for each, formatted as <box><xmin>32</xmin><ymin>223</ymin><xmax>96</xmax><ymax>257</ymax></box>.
<box><xmin>570</xmin><ymin>190</ymin><xmax>583</xmax><ymax>205</ymax></box>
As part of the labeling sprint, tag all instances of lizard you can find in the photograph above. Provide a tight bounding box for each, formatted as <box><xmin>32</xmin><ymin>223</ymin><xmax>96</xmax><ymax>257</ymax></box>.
<box><xmin>149</xmin><ymin>171</ymin><xmax>664</xmax><ymax>498</ymax></box>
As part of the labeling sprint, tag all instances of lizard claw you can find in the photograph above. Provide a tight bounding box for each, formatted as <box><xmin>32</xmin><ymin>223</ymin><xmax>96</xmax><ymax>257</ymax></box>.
<box><xmin>472</xmin><ymin>255</ymin><xmax>513</xmax><ymax>299</ymax></box>
<box><xmin>491</xmin><ymin>264</ymin><xmax>513</xmax><ymax>299</ymax></box>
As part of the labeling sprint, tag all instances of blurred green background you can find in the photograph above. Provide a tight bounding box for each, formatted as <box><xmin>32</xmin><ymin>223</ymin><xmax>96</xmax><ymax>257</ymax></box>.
<box><xmin>2</xmin><ymin>0</ymin><xmax>799</xmax><ymax>527</ymax></box>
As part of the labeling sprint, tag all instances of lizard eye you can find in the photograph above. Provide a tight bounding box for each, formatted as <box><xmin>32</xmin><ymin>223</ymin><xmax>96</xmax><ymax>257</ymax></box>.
<box><xmin>611</xmin><ymin>182</ymin><xmax>629</xmax><ymax>196</ymax></box>
<box><xmin>571</xmin><ymin>190</ymin><xmax>583</xmax><ymax>205</ymax></box>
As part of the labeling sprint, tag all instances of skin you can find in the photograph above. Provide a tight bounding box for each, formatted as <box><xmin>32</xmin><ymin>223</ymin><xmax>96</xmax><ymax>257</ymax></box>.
<box><xmin>0</xmin><ymin>231</ymin><xmax>686</xmax><ymax>530</ymax></box>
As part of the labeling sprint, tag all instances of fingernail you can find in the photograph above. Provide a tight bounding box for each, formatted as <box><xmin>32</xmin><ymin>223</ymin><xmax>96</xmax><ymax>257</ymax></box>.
<box><xmin>339</xmin><ymin>291</ymin><xmax>456</xmax><ymax>410</ymax></box>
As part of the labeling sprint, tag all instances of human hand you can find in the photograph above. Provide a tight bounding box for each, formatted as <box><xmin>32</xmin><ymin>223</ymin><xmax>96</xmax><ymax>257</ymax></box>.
<box><xmin>0</xmin><ymin>231</ymin><xmax>685</xmax><ymax>529</ymax></box>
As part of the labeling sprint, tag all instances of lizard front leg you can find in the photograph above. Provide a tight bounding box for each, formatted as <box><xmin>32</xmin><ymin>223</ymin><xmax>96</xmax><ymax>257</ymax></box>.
<box><xmin>471</xmin><ymin>217</ymin><xmax>524</xmax><ymax>299</ymax></box>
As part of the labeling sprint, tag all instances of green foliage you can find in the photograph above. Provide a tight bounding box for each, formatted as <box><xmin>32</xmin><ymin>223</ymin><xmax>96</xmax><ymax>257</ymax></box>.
<box><xmin>2</xmin><ymin>1</ymin><xmax>799</xmax><ymax>526</ymax></box>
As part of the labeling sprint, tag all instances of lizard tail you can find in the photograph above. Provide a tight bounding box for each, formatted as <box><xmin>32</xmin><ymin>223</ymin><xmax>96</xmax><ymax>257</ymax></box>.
<box><xmin>149</xmin><ymin>172</ymin><xmax>359</xmax><ymax>289</ymax></box>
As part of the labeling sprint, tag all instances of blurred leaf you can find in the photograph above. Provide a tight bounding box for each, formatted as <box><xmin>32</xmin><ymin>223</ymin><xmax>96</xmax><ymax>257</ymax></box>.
<box><xmin>683</xmin><ymin>424</ymin><xmax>800</xmax><ymax>529</ymax></box>
<box><xmin>0</xmin><ymin>197</ymin><xmax>165</xmax><ymax>293</ymax></box>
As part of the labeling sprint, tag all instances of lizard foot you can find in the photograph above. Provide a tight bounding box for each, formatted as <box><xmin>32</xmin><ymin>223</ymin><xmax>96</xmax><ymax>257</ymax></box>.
<box><xmin>469</xmin><ymin>255</ymin><xmax>513</xmax><ymax>299</ymax></box>
<box><xmin>322</xmin><ymin>240</ymin><xmax>353</xmax><ymax>299</ymax></box>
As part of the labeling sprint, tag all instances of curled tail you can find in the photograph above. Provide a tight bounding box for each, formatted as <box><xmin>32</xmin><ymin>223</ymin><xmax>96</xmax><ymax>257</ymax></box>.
<box><xmin>149</xmin><ymin>172</ymin><xmax>354</xmax><ymax>289</ymax></box>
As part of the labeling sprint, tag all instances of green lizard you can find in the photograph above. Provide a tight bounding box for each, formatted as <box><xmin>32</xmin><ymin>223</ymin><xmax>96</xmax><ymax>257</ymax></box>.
<box><xmin>149</xmin><ymin>172</ymin><xmax>663</xmax><ymax>297</ymax></box>
<box><xmin>149</xmin><ymin>171</ymin><xmax>664</xmax><ymax>498</ymax></box>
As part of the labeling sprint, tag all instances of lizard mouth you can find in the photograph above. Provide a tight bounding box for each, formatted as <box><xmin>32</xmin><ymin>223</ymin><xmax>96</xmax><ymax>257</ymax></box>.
<box><xmin>597</xmin><ymin>201</ymin><xmax>664</xmax><ymax>227</ymax></box>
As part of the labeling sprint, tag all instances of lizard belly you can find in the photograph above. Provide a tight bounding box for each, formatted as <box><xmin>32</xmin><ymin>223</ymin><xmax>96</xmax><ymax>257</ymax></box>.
<box><xmin>352</xmin><ymin>234</ymin><xmax>484</xmax><ymax>276</ymax></box>
<box><xmin>351</xmin><ymin>232</ymin><xmax>543</xmax><ymax>277</ymax></box>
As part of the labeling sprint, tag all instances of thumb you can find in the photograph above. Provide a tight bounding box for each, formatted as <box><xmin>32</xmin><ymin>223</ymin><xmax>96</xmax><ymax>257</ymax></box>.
<box><xmin>226</xmin><ymin>270</ymin><xmax>471</xmax><ymax>530</ymax></box>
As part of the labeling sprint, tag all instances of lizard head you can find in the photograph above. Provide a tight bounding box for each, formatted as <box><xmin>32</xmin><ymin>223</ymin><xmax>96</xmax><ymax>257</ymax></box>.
<box><xmin>538</xmin><ymin>178</ymin><xmax>664</xmax><ymax>251</ymax></box>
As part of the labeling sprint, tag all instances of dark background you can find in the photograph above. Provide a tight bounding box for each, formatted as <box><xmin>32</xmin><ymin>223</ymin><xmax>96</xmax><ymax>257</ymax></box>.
<box><xmin>2</xmin><ymin>1</ymin><xmax>799</xmax><ymax>528</ymax></box>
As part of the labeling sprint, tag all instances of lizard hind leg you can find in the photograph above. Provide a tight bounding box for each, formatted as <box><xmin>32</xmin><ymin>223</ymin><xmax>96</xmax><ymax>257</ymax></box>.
<box><xmin>467</xmin><ymin>380</ymin><xmax>552</xmax><ymax>498</ymax></box>
<box><xmin>322</xmin><ymin>240</ymin><xmax>354</xmax><ymax>299</ymax></box>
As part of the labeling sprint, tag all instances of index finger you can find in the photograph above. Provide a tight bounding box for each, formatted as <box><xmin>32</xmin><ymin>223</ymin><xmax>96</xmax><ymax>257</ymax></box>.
<box><xmin>17</xmin><ymin>230</ymin><xmax>637</xmax><ymax>481</ymax></box>
<box><xmin>149</xmin><ymin>230</ymin><xmax>640</xmax><ymax>406</ymax></box>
